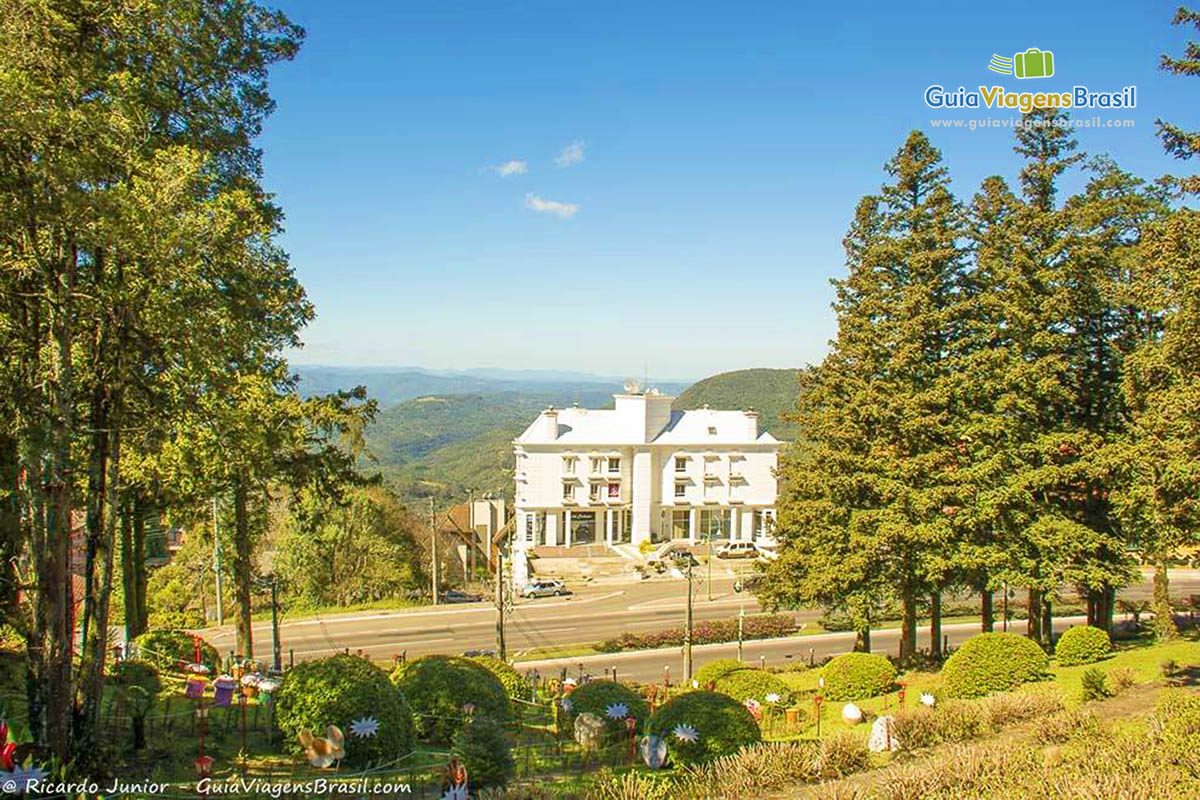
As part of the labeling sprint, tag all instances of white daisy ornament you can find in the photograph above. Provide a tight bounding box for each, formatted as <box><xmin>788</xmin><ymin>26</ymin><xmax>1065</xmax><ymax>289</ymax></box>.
<box><xmin>605</xmin><ymin>702</ymin><xmax>629</xmax><ymax>720</ymax></box>
<box><xmin>349</xmin><ymin>717</ymin><xmax>379</xmax><ymax>738</ymax></box>
<box><xmin>672</xmin><ymin>723</ymin><xmax>699</xmax><ymax>743</ymax></box>
<box><xmin>560</xmin><ymin>697</ymin><xmax>573</xmax><ymax>713</ymax></box>
<box><xmin>765</xmin><ymin>692</ymin><xmax>782</xmax><ymax>704</ymax></box>
<box><xmin>919</xmin><ymin>693</ymin><xmax>936</xmax><ymax>707</ymax></box>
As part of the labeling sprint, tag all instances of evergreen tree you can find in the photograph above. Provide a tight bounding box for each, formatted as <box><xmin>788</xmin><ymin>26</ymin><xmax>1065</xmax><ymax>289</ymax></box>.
<box><xmin>1157</xmin><ymin>6</ymin><xmax>1200</xmax><ymax>194</ymax></box>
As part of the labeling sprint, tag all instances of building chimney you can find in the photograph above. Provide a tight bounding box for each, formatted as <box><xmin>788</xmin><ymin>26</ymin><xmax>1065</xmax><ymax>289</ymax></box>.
<box><xmin>537</xmin><ymin>407</ymin><xmax>559</xmax><ymax>441</ymax></box>
<box><xmin>743</xmin><ymin>409</ymin><xmax>759</xmax><ymax>439</ymax></box>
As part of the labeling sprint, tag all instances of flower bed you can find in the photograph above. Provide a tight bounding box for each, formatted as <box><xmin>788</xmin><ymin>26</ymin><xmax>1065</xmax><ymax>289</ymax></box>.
<box><xmin>596</xmin><ymin>614</ymin><xmax>797</xmax><ymax>653</ymax></box>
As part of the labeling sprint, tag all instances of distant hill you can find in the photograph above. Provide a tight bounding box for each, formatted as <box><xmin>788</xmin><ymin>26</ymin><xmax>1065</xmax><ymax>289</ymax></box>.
<box><xmin>673</xmin><ymin>368</ymin><xmax>801</xmax><ymax>440</ymax></box>
<box><xmin>295</xmin><ymin>365</ymin><xmax>690</xmax><ymax>407</ymax></box>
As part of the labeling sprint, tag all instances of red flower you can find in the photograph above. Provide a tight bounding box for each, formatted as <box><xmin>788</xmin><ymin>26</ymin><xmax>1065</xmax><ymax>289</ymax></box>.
<box><xmin>1</xmin><ymin>741</ymin><xmax>16</xmax><ymax>772</ymax></box>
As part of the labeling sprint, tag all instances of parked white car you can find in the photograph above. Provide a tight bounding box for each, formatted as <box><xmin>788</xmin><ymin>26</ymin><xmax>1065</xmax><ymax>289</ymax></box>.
<box><xmin>715</xmin><ymin>541</ymin><xmax>762</xmax><ymax>560</ymax></box>
<box><xmin>521</xmin><ymin>579</ymin><xmax>569</xmax><ymax>598</ymax></box>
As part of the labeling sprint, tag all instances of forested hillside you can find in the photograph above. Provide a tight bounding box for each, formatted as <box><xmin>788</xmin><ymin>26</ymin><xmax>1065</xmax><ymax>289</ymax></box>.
<box><xmin>673</xmin><ymin>368</ymin><xmax>802</xmax><ymax>440</ymax></box>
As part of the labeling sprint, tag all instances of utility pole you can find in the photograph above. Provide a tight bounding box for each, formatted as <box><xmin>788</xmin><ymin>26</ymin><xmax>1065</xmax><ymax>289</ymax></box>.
<box><xmin>429</xmin><ymin>497</ymin><xmax>439</xmax><ymax>606</ymax></box>
<box><xmin>212</xmin><ymin>497</ymin><xmax>223</xmax><ymax>626</ymax></box>
<box><xmin>735</xmin><ymin>579</ymin><xmax>746</xmax><ymax>662</ymax></box>
<box><xmin>681</xmin><ymin>554</ymin><xmax>695</xmax><ymax>682</ymax></box>
<box><xmin>270</xmin><ymin>578</ymin><xmax>282</xmax><ymax>672</ymax></box>
<box><xmin>495</xmin><ymin>546</ymin><xmax>507</xmax><ymax>661</ymax></box>
<box><xmin>706</xmin><ymin>534</ymin><xmax>713</xmax><ymax>602</ymax></box>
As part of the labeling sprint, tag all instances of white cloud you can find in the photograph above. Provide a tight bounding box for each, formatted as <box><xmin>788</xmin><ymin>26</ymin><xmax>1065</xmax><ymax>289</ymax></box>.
<box><xmin>485</xmin><ymin>159</ymin><xmax>527</xmax><ymax>177</ymax></box>
<box><xmin>554</xmin><ymin>140</ymin><xmax>585</xmax><ymax>167</ymax></box>
<box><xmin>524</xmin><ymin>193</ymin><xmax>579</xmax><ymax>219</ymax></box>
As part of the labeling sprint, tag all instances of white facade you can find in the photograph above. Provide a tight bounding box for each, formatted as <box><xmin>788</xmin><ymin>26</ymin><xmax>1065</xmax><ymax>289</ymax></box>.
<box><xmin>512</xmin><ymin>391</ymin><xmax>781</xmax><ymax>579</ymax></box>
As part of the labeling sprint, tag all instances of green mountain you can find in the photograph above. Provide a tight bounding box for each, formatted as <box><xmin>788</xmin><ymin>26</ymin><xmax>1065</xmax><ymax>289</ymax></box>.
<box><xmin>673</xmin><ymin>368</ymin><xmax>801</xmax><ymax>440</ymax></box>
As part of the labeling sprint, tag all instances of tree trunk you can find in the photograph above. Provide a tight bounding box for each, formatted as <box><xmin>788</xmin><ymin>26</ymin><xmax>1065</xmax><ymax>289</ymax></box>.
<box><xmin>1152</xmin><ymin>560</ymin><xmax>1178</xmax><ymax>641</ymax></box>
<box><xmin>980</xmin><ymin>588</ymin><xmax>994</xmax><ymax>632</ymax></box>
<box><xmin>121</xmin><ymin>500</ymin><xmax>138</xmax><ymax>642</ymax></box>
<box><xmin>1042</xmin><ymin>598</ymin><xmax>1053</xmax><ymax>647</ymax></box>
<box><xmin>0</xmin><ymin>435</ymin><xmax>20</xmax><ymax>622</ymax></box>
<box><xmin>930</xmin><ymin>591</ymin><xmax>943</xmax><ymax>660</ymax></box>
<box><xmin>1103</xmin><ymin>584</ymin><xmax>1116</xmax><ymax>636</ymax></box>
<box><xmin>899</xmin><ymin>589</ymin><xmax>918</xmax><ymax>662</ymax></box>
<box><xmin>233</xmin><ymin>476</ymin><xmax>254</xmax><ymax>658</ymax></box>
<box><xmin>133</xmin><ymin>498</ymin><xmax>148</xmax><ymax>635</ymax></box>
<box><xmin>1027</xmin><ymin>589</ymin><xmax>1043</xmax><ymax>645</ymax></box>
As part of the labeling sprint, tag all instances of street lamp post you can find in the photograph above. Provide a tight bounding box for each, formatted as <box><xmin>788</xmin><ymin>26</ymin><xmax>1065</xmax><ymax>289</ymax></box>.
<box><xmin>676</xmin><ymin>552</ymin><xmax>698</xmax><ymax>682</ymax></box>
<box><xmin>253</xmin><ymin>575</ymin><xmax>282</xmax><ymax>672</ymax></box>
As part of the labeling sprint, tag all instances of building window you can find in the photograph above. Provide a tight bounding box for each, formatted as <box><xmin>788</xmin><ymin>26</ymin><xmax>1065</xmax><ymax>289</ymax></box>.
<box><xmin>621</xmin><ymin>508</ymin><xmax>633</xmax><ymax>541</ymax></box>
<box><xmin>562</xmin><ymin>482</ymin><xmax>575</xmax><ymax>501</ymax></box>
<box><xmin>755</xmin><ymin>509</ymin><xmax>776</xmax><ymax>540</ymax></box>
<box><xmin>590</xmin><ymin>457</ymin><xmax>603</xmax><ymax>474</ymax></box>
<box><xmin>668</xmin><ymin>509</ymin><xmax>690</xmax><ymax>539</ymax></box>
<box><xmin>607</xmin><ymin>457</ymin><xmax>621</xmax><ymax>474</ymax></box>
<box><xmin>589</xmin><ymin>483</ymin><xmax>601</xmax><ymax>502</ymax></box>
<box><xmin>607</xmin><ymin>483</ymin><xmax>620</xmax><ymax>499</ymax></box>
<box><xmin>563</xmin><ymin>456</ymin><xmax>577</xmax><ymax>474</ymax></box>
<box><xmin>707</xmin><ymin>426</ymin><xmax>717</xmax><ymax>436</ymax></box>
<box><xmin>674</xmin><ymin>456</ymin><xmax>688</xmax><ymax>473</ymax></box>
<box><xmin>571</xmin><ymin>511</ymin><xmax>597</xmax><ymax>545</ymax></box>
<box><xmin>525</xmin><ymin>512</ymin><xmax>546</xmax><ymax>546</ymax></box>
<box><xmin>674</xmin><ymin>482</ymin><xmax>687</xmax><ymax>499</ymax></box>
<box><xmin>698</xmin><ymin>508</ymin><xmax>731</xmax><ymax>541</ymax></box>
<box><xmin>703</xmin><ymin>455</ymin><xmax>720</xmax><ymax>475</ymax></box>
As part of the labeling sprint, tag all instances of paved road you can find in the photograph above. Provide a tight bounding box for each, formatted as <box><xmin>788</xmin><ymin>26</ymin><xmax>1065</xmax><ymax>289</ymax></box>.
<box><xmin>200</xmin><ymin>569</ymin><xmax>1199</xmax><ymax>670</ymax></box>
<box><xmin>516</xmin><ymin>616</ymin><xmax>1089</xmax><ymax>683</ymax></box>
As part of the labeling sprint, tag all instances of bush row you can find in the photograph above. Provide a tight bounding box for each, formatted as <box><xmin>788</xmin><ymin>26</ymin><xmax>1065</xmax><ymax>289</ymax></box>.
<box><xmin>597</xmin><ymin>614</ymin><xmax>797</xmax><ymax>653</ymax></box>
<box><xmin>890</xmin><ymin>691</ymin><xmax>1064</xmax><ymax>750</ymax></box>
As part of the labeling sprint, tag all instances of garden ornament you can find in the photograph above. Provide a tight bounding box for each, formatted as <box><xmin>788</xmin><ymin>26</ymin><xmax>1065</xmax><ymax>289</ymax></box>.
<box><xmin>350</xmin><ymin>717</ymin><xmax>379</xmax><ymax>738</ymax></box>
<box><xmin>185</xmin><ymin>675</ymin><xmax>209</xmax><ymax>699</ymax></box>
<box><xmin>604</xmin><ymin>702</ymin><xmax>629</xmax><ymax>720</ymax></box>
<box><xmin>573</xmin><ymin>713</ymin><xmax>606</xmax><ymax>750</ymax></box>
<box><xmin>743</xmin><ymin>698</ymin><xmax>763</xmax><ymax>721</ymax></box>
<box><xmin>842</xmin><ymin>702</ymin><xmax>863</xmax><ymax>725</ymax></box>
<box><xmin>212</xmin><ymin>675</ymin><xmax>238</xmax><ymax>708</ymax></box>
<box><xmin>868</xmin><ymin>715</ymin><xmax>900</xmax><ymax>753</ymax></box>
<box><xmin>765</xmin><ymin>692</ymin><xmax>782</xmax><ymax>705</ymax></box>
<box><xmin>298</xmin><ymin>725</ymin><xmax>346</xmax><ymax>768</ymax></box>
<box><xmin>640</xmin><ymin>735</ymin><xmax>667</xmax><ymax>769</ymax></box>
<box><xmin>919</xmin><ymin>693</ymin><xmax>936</xmax><ymax>707</ymax></box>
<box><xmin>672</xmin><ymin>723</ymin><xmax>699</xmax><ymax>743</ymax></box>
<box><xmin>441</xmin><ymin>756</ymin><xmax>468</xmax><ymax>800</ymax></box>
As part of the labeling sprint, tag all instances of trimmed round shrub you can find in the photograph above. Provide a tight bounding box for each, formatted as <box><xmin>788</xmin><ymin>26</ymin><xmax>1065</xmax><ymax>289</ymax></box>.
<box><xmin>275</xmin><ymin>654</ymin><xmax>413</xmax><ymax>766</ymax></box>
<box><xmin>821</xmin><ymin>652</ymin><xmax>897</xmax><ymax>701</ymax></box>
<box><xmin>132</xmin><ymin>629</ymin><xmax>220</xmax><ymax>672</ymax></box>
<box><xmin>469</xmin><ymin>655</ymin><xmax>528</xmax><ymax>702</ymax></box>
<box><xmin>1054</xmin><ymin>625</ymin><xmax>1112</xmax><ymax>666</ymax></box>
<box><xmin>943</xmin><ymin>632</ymin><xmax>1049</xmax><ymax>698</ymax></box>
<box><xmin>714</xmin><ymin>669</ymin><xmax>793</xmax><ymax>706</ymax></box>
<box><xmin>648</xmin><ymin>690</ymin><xmax>761</xmax><ymax>766</ymax></box>
<box><xmin>391</xmin><ymin>655</ymin><xmax>510</xmax><ymax>743</ymax></box>
<box><xmin>695</xmin><ymin>659</ymin><xmax>750</xmax><ymax>687</ymax></box>
<box><xmin>451</xmin><ymin>715</ymin><xmax>514</xmax><ymax>790</ymax></box>
<box><xmin>564</xmin><ymin>680</ymin><xmax>649</xmax><ymax>738</ymax></box>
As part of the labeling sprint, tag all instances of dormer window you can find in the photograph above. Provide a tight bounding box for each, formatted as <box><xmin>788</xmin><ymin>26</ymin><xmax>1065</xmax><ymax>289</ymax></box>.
<box><xmin>707</xmin><ymin>426</ymin><xmax>717</xmax><ymax>436</ymax></box>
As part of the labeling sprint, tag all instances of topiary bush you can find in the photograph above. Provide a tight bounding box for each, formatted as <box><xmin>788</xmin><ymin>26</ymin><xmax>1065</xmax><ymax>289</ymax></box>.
<box><xmin>821</xmin><ymin>652</ymin><xmax>897</xmax><ymax>701</ymax></box>
<box><xmin>110</xmin><ymin>659</ymin><xmax>162</xmax><ymax>750</ymax></box>
<box><xmin>470</xmin><ymin>656</ymin><xmax>529</xmax><ymax>702</ymax></box>
<box><xmin>276</xmin><ymin>655</ymin><xmax>413</xmax><ymax>766</ymax></box>
<box><xmin>648</xmin><ymin>690</ymin><xmax>761</xmax><ymax>766</ymax></box>
<box><xmin>1054</xmin><ymin>625</ymin><xmax>1112</xmax><ymax>666</ymax></box>
<box><xmin>942</xmin><ymin>632</ymin><xmax>1049</xmax><ymax>699</ymax></box>
<box><xmin>695</xmin><ymin>659</ymin><xmax>750</xmax><ymax>687</ymax></box>
<box><xmin>391</xmin><ymin>655</ymin><xmax>511</xmax><ymax>743</ymax></box>
<box><xmin>452</xmin><ymin>715</ymin><xmax>514</xmax><ymax>790</ymax></box>
<box><xmin>132</xmin><ymin>629</ymin><xmax>220</xmax><ymax>673</ymax></box>
<box><xmin>563</xmin><ymin>680</ymin><xmax>649</xmax><ymax>739</ymax></box>
<box><xmin>713</xmin><ymin>669</ymin><xmax>793</xmax><ymax>706</ymax></box>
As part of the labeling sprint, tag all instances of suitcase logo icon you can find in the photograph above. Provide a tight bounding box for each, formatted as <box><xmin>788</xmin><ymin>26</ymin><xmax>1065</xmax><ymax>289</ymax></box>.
<box><xmin>988</xmin><ymin>48</ymin><xmax>1055</xmax><ymax>79</ymax></box>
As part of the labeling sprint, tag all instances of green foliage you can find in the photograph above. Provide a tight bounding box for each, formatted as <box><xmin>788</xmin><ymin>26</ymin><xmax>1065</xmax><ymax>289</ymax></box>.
<box><xmin>648</xmin><ymin>690</ymin><xmax>761</xmax><ymax>766</ymax></box>
<box><xmin>942</xmin><ymin>632</ymin><xmax>1049</xmax><ymax>698</ymax></box>
<box><xmin>109</xmin><ymin>659</ymin><xmax>162</xmax><ymax>717</ymax></box>
<box><xmin>1156</xmin><ymin>689</ymin><xmax>1200</xmax><ymax>777</ymax></box>
<box><xmin>564</xmin><ymin>681</ymin><xmax>649</xmax><ymax>738</ymax></box>
<box><xmin>584</xmin><ymin>768</ymin><xmax>675</xmax><ymax>800</ymax></box>
<box><xmin>713</xmin><ymin>669</ymin><xmax>793</xmax><ymax>706</ymax></box>
<box><xmin>673</xmin><ymin>369</ymin><xmax>802</xmax><ymax>440</ymax></box>
<box><xmin>821</xmin><ymin>652</ymin><xmax>897</xmax><ymax>701</ymax></box>
<box><xmin>451</xmin><ymin>715</ymin><xmax>514</xmax><ymax>791</ymax></box>
<box><xmin>390</xmin><ymin>655</ymin><xmax>510</xmax><ymax>743</ymax></box>
<box><xmin>274</xmin><ymin>654</ymin><xmax>413</xmax><ymax>766</ymax></box>
<box><xmin>1055</xmin><ymin>625</ymin><xmax>1112</xmax><ymax>666</ymax></box>
<box><xmin>1081</xmin><ymin>667</ymin><xmax>1110</xmax><ymax>701</ymax></box>
<box><xmin>694</xmin><ymin>659</ymin><xmax>750</xmax><ymax>687</ymax></box>
<box><xmin>892</xmin><ymin>693</ymin><xmax>1064</xmax><ymax>749</ymax></box>
<box><xmin>469</xmin><ymin>656</ymin><xmax>529</xmax><ymax>702</ymax></box>
<box><xmin>132</xmin><ymin>630</ymin><xmax>220</xmax><ymax>672</ymax></box>
<box><xmin>813</xmin><ymin>731</ymin><xmax>871</xmax><ymax>778</ymax></box>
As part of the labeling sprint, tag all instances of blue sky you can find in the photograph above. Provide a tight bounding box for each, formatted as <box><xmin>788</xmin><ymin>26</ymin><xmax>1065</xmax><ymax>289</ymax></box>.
<box><xmin>264</xmin><ymin>0</ymin><xmax>1197</xmax><ymax>379</ymax></box>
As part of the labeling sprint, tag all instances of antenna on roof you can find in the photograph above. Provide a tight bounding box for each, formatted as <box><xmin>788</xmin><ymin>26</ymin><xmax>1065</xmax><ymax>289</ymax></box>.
<box><xmin>623</xmin><ymin>378</ymin><xmax>642</xmax><ymax>394</ymax></box>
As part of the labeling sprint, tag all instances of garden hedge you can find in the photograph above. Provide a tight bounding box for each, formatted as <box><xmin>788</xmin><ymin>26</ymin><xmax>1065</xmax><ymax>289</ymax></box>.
<box><xmin>942</xmin><ymin>632</ymin><xmax>1049</xmax><ymax>698</ymax></box>
<box><xmin>391</xmin><ymin>655</ymin><xmax>510</xmax><ymax>743</ymax></box>
<box><xmin>1054</xmin><ymin>625</ymin><xmax>1112</xmax><ymax>666</ymax></box>
<box><xmin>695</xmin><ymin>659</ymin><xmax>750</xmax><ymax>687</ymax></box>
<box><xmin>452</xmin><ymin>715</ymin><xmax>514</xmax><ymax>790</ymax></box>
<box><xmin>563</xmin><ymin>680</ymin><xmax>649</xmax><ymax>738</ymax></box>
<box><xmin>132</xmin><ymin>629</ymin><xmax>220</xmax><ymax>672</ymax></box>
<box><xmin>714</xmin><ymin>669</ymin><xmax>793</xmax><ymax>707</ymax></box>
<box><xmin>469</xmin><ymin>655</ymin><xmax>528</xmax><ymax>702</ymax></box>
<box><xmin>821</xmin><ymin>652</ymin><xmax>897</xmax><ymax>701</ymax></box>
<box><xmin>648</xmin><ymin>690</ymin><xmax>761</xmax><ymax>766</ymax></box>
<box><xmin>597</xmin><ymin>614</ymin><xmax>796</xmax><ymax>653</ymax></box>
<box><xmin>275</xmin><ymin>654</ymin><xmax>413</xmax><ymax>765</ymax></box>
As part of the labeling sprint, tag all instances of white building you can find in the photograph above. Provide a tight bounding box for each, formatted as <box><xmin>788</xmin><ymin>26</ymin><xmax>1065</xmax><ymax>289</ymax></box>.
<box><xmin>511</xmin><ymin>389</ymin><xmax>781</xmax><ymax>582</ymax></box>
